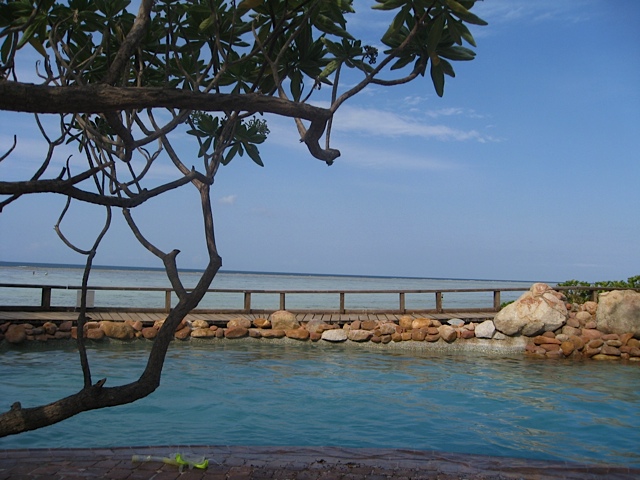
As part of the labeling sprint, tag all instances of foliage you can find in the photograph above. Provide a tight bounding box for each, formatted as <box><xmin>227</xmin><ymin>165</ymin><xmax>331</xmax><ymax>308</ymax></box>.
<box><xmin>556</xmin><ymin>276</ymin><xmax>640</xmax><ymax>304</ymax></box>
<box><xmin>0</xmin><ymin>0</ymin><xmax>486</xmax><ymax>436</ymax></box>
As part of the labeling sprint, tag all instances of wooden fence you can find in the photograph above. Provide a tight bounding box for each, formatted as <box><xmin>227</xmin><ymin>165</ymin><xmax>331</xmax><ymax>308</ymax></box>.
<box><xmin>0</xmin><ymin>283</ymin><xmax>632</xmax><ymax>315</ymax></box>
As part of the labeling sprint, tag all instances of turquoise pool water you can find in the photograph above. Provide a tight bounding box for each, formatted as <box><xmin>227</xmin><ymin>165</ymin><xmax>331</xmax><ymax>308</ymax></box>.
<box><xmin>1</xmin><ymin>340</ymin><xmax>639</xmax><ymax>467</ymax></box>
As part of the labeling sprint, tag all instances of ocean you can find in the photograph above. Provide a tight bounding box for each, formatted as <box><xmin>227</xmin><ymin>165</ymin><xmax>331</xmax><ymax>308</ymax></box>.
<box><xmin>0</xmin><ymin>262</ymin><xmax>535</xmax><ymax>311</ymax></box>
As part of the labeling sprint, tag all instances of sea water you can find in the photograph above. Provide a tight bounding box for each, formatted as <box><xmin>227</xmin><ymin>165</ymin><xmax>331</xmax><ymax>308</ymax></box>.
<box><xmin>0</xmin><ymin>263</ymin><xmax>533</xmax><ymax>311</ymax></box>
<box><xmin>0</xmin><ymin>341</ymin><xmax>639</xmax><ymax>467</ymax></box>
<box><xmin>1</xmin><ymin>264</ymin><xmax>639</xmax><ymax>467</ymax></box>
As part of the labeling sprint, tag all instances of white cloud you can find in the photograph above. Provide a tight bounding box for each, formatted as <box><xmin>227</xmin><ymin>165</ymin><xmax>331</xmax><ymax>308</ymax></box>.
<box><xmin>332</xmin><ymin>105</ymin><xmax>489</xmax><ymax>142</ymax></box>
<box><xmin>218</xmin><ymin>194</ymin><xmax>237</xmax><ymax>205</ymax></box>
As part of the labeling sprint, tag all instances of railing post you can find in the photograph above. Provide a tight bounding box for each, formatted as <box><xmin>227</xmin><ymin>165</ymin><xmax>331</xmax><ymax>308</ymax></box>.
<box><xmin>493</xmin><ymin>290</ymin><xmax>501</xmax><ymax>311</ymax></box>
<box><xmin>279</xmin><ymin>292</ymin><xmax>286</xmax><ymax>310</ymax></box>
<box><xmin>244</xmin><ymin>291</ymin><xmax>252</xmax><ymax>313</ymax></box>
<box><xmin>591</xmin><ymin>289</ymin><xmax>598</xmax><ymax>302</ymax></box>
<box><xmin>41</xmin><ymin>287</ymin><xmax>51</xmax><ymax>309</ymax></box>
<box><xmin>435</xmin><ymin>291</ymin><xmax>443</xmax><ymax>313</ymax></box>
<box><xmin>340</xmin><ymin>292</ymin><xmax>345</xmax><ymax>314</ymax></box>
<box><xmin>399</xmin><ymin>292</ymin><xmax>405</xmax><ymax>314</ymax></box>
<box><xmin>164</xmin><ymin>291</ymin><xmax>171</xmax><ymax>312</ymax></box>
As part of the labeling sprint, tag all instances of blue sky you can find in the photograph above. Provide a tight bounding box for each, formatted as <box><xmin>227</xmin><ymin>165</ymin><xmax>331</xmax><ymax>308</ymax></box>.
<box><xmin>0</xmin><ymin>0</ymin><xmax>639</xmax><ymax>282</ymax></box>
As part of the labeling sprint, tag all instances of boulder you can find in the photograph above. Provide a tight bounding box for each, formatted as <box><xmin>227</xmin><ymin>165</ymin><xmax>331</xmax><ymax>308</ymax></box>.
<box><xmin>474</xmin><ymin>320</ymin><xmax>495</xmax><ymax>339</ymax></box>
<box><xmin>174</xmin><ymin>326</ymin><xmax>192</xmax><ymax>340</ymax></box>
<box><xmin>321</xmin><ymin>329</ymin><xmax>348</xmax><ymax>342</ymax></box>
<box><xmin>43</xmin><ymin>322</ymin><xmax>57</xmax><ymax>335</ymax></box>
<box><xmin>191</xmin><ymin>319</ymin><xmax>210</xmax><ymax>329</ymax></box>
<box><xmin>253</xmin><ymin>318</ymin><xmax>271</xmax><ymax>328</ymax></box>
<box><xmin>227</xmin><ymin>318</ymin><xmax>252</xmax><ymax>329</ymax></box>
<box><xmin>348</xmin><ymin>329</ymin><xmax>373</xmax><ymax>342</ymax></box>
<box><xmin>225</xmin><ymin>326</ymin><xmax>248</xmax><ymax>339</ymax></box>
<box><xmin>269</xmin><ymin>310</ymin><xmax>300</xmax><ymax>331</ymax></box>
<box><xmin>141</xmin><ymin>327</ymin><xmax>158</xmax><ymax>339</ymax></box>
<box><xmin>100</xmin><ymin>321</ymin><xmax>135</xmax><ymax>340</ymax></box>
<box><xmin>5</xmin><ymin>324</ymin><xmax>27</xmax><ymax>344</ymax></box>
<box><xmin>261</xmin><ymin>329</ymin><xmax>286</xmax><ymax>338</ymax></box>
<box><xmin>493</xmin><ymin>283</ymin><xmax>567</xmax><ymax>336</ymax></box>
<box><xmin>286</xmin><ymin>328</ymin><xmax>310</xmax><ymax>341</ymax></box>
<box><xmin>85</xmin><ymin>328</ymin><xmax>105</xmax><ymax>340</ymax></box>
<box><xmin>398</xmin><ymin>315</ymin><xmax>414</xmax><ymax>330</ymax></box>
<box><xmin>596</xmin><ymin>290</ymin><xmax>640</xmax><ymax>337</ymax></box>
<box><xmin>59</xmin><ymin>321</ymin><xmax>73</xmax><ymax>332</ymax></box>
<box><xmin>438</xmin><ymin>325</ymin><xmax>457</xmax><ymax>343</ymax></box>
<box><xmin>411</xmin><ymin>318</ymin><xmax>431</xmax><ymax>330</ymax></box>
<box><xmin>305</xmin><ymin>318</ymin><xmax>329</xmax><ymax>334</ymax></box>
<box><xmin>191</xmin><ymin>327</ymin><xmax>217</xmax><ymax>338</ymax></box>
<box><xmin>376</xmin><ymin>323</ymin><xmax>398</xmax><ymax>336</ymax></box>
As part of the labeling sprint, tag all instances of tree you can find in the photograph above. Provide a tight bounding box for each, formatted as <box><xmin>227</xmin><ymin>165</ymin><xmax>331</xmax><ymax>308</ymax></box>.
<box><xmin>0</xmin><ymin>0</ymin><xmax>485</xmax><ymax>437</ymax></box>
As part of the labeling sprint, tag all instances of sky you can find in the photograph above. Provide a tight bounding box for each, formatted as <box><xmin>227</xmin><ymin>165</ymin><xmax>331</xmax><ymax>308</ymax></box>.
<box><xmin>0</xmin><ymin>0</ymin><xmax>639</xmax><ymax>283</ymax></box>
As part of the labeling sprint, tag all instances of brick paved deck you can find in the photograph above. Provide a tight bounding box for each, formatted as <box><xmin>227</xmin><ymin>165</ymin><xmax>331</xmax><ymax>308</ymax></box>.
<box><xmin>0</xmin><ymin>446</ymin><xmax>638</xmax><ymax>480</ymax></box>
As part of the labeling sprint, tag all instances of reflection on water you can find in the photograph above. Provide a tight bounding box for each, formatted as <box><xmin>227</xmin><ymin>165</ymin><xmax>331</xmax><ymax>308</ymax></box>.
<box><xmin>0</xmin><ymin>340</ymin><xmax>638</xmax><ymax>468</ymax></box>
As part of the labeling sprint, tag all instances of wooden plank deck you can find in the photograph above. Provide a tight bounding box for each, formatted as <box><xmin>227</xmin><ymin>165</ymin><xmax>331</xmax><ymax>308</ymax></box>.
<box><xmin>0</xmin><ymin>310</ymin><xmax>496</xmax><ymax>325</ymax></box>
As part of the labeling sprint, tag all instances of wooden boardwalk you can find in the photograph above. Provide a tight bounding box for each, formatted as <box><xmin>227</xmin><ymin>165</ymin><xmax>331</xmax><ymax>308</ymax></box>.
<box><xmin>0</xmin><ymin>310</ymin><xmax>496</xmax><ymax>326</ymax></box>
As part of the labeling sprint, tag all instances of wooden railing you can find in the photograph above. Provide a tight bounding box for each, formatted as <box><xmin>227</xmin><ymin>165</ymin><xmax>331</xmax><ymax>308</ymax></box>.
<box><xmin>0</xmin><ymin>283</ymin><xmax>635</xmax><ymax>315</ymax></box>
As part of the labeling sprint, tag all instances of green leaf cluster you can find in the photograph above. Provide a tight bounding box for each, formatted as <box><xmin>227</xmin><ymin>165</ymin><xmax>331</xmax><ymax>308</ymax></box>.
<box><xmin>556</xmin><ymin>276</ymin><xmax>640</xmax><ymax>304</ymax></box>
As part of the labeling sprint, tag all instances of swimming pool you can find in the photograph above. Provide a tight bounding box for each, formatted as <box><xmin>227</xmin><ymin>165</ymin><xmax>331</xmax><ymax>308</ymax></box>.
<box><xmin>1</xmin><ymin>340</ymin><xmax>638</xmax><ymax>467</ymax></box>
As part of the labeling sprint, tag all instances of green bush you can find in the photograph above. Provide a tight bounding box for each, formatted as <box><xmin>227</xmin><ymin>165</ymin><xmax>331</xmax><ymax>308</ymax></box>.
<box><xmin>556</xmin><ymin>276</ymin><xmax>640</xmax><ymax>304</ymax></box>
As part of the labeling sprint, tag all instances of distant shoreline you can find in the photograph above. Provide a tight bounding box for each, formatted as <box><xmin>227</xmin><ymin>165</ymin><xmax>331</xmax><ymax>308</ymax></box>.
<box><xmin>0</xmin><ymin>260</ymin><xmax>545</xmax><ymax>284</ymax></box>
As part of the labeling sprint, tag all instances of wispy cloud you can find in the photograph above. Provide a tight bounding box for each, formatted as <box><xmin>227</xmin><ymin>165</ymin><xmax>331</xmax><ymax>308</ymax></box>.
<box><xmin>473</xmin><ymin>0</ymin><xmax>595</xmax><ymax>26</ymax></box>
<box><xmin>332</xmin><ymin>105</ymin><xmax>490</xmax><ymax>142</ymax></box>
<box><xmin>218</xmin><ymin>194</ymin><xmax>237</xmax><ymax>205</ymax></box>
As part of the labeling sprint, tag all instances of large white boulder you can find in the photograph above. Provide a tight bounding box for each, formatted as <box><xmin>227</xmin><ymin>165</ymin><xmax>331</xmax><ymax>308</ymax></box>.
<box><xmin>596</xmin><ymin>290</ymin><xmax>640</xmax><ymax>337</ymax></box>
<box><xmin>493</xmin><ymin>283</ymin><xmax>567</xmax><ymax>336</ymax></box>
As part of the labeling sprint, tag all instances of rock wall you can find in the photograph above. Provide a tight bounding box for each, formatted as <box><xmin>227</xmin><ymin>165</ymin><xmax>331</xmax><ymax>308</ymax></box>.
<box><xmin>2</xmin><ymin>290</ymin><xmax>639</xmax><ymax>363</ymax></box>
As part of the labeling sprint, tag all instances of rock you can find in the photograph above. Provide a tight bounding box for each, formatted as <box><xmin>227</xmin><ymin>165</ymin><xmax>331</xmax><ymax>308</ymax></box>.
<box><xmin>225</xmin><ymin>326</ymin><xmax>248</xmax><ymax>339</ymax></box>
<box><xmin>59</xmin><ymin>321</ymin><xmax>73</xmax><ymax>332</ymax></box>
<box><xmin>411</xmin><ymin>329</ymin><xmax>427</xmax><ymax>341</ymax></box>
<box><xmin>377</xmin><ymin>323</ymin><xmax>398</xmax><ymax>336</ymax></box>
<box><xmin>269</xmin><ymin>310</ymin><xmax>300</xmax><ymax>331</ymax></box>
<box><xmin>411</xmin><ymin>318</ymin><xmax>431</xmax><ymax>330</ymax></box>
<box><xmin>309</xmin><ymin>332</ymin><xmax>322</xmax><ymax>342</ymax></box>
<box><xmin>85</xmin><ymin>328</ymin><xmax>105</xmax><ymax>340</ymax></box>
<box><xmin>587</xmin><ymin>339</ymin><xmax>604</xmax><ymax>349</ymax></box>
<box><xmin>5</xmin><ymin>324</ymin><xmax>27</xmax><ymax>344</ymax></box>
<box><xmin>474</xmin><ymin>320</ymin><xmax>496</xmax><ymax>339</ymax></box>
<box><xmin>425</xmin><ymin>334</ymin><xmax>440</xmax><ymax>342</ymax></box>
<box><xmin>601</xmin><ymin>345</ymin><xmax>621</xmax><ymax>356</ymax></box>
<box><xmin>401</xmin><ymin>332</ymin><xmax>412</xmax><ymax>341</ymax></box>
<box><xmin>575</xmin><ymin>311</ymin><xmax>592</xmax><ymax>324</ymax></box>
<box><xmin>348</xmin><ymin>329</ymin><xmax>373</xmax><ymax>342</ymax></box>
<box><xmin>568</xmin><ymin>335</ymin><xmax>585</xmax><ymax>350</ymax></box>
<box><xmin>448</xmin><ymin>318</ymin><xmax>465</xmax><ymax>327</ymax></box>
<box><xmin>561</xmin><ymin>325</ymin><xmax>581</xmax><ymax>337</ymax></box>
<box><xmin>391</xmin><ymin>332</ymin><xmax>403</xmax><ymax>342</ymax></box>
<box><xmin>191</xmin><ymin>319</ymin><xmax>209</xmax><ymax>329</ymax></box>
<box><xmin>253</xmin><ymin>318</ymin><xmax>271</xmax><ymax>328</ymax></box>
<box><xmin>591</xmin><ymin>354</ymin><xmax>619</xmax><ymax>361</ymax></box>
<box><xmin>305</xmin><ymin>318</ymin><xmax>329</xmax><ymax>334</ymax></box>
<box><xmin>398</xmin><ymin>315</ymin><xmax>414</xmax><ymax>330</ymax></box>
<box><xmin>127</xmin><ymin>320</ymin><xmax>143</xmax><ymax>331</ymax></box>
<box><xmin>493</xmin><ymin>283</ymin><xmax>567</xmax><ymax>336</ymax></box>
<box><xmin>227</xmin><ymin>318</ymin><xmax>252</xmax><ymax>329</ymax></box>
<box><xmin>521</xmin><ymin>321</ymin><xmax>545</xmax><ymax>337</ymax></box>
<box><xmin>54</xmin><ymin>331</ymin><xmax>72</xmax><ymax>340</ymax></box>
<box><xmin>583</xmin><ymin>301</ymin><xmax>598</xmax><ymax>315</ymax></box>
<box><xmin>141</xmin><ymin>327</ymin><xmax>158</xmax><ymax>339</ymax></box>
<box><xmin>249</xmin><ymin>328</ymin><xmax>262</xmax><ymax>338</ymax></box>
<box><xmin>100</xmin><ymin>321</ymin><xmax>135</xmax><ymax>340</ymax></box>
<box><xmin>191</xmin><ymin>327</ymin><xmax>217</xmax><ymax>338</ymax></box>
<box><xmin>361</xmin><ymin>320</ymin><xmax>377</xmax><ymax>331</ymax></box>
<box><xmin>286</xmin><ymin>328</ymin><xmax>310</xmax><ymax>341</ymax></box>
<box><xmin>321</xmin><ymin>329</ymin><xmax>348</xmax><ymax>342</ymax></box>
<box><xmin>43</xmin><ymin>322</ymin><xmax>57</xmax><ymax>335</ymax></box>
<box><xmin>438</xmin><ymin>325</ymin><xmax>457</xmax><ymax>343</ymax></box>
<box><xmin>560</xmin><ymin>341</ymin><xmax>575</xmax><ymax>356</ymax></box>
<box><xmin>350</xmin><ymin>320</ymin><xmax>361</xmax><ymax>330</ymax></box>
<box><xmin>596</xmin><ymin>290</ymin><xmax>640</xmax><ymax>337</ymax></box>
<box><xmin>261</xmin><ymin>329</ymin><xmax>286</xmax><ymax>339</ymax></box>
<box><xmin>460</xmin><ymin>329</ymin><xmax>475</xmax><ymax>339</ymax></box>
<box><xmin>381</xmin><ymin>335</ymin><xmax>392</xmax><ymax>344</ymax></box>
<box><xmin>533</xmin><ymin>335</ymin><xmax>561</xmax><ymax>345</ymax></box>
<box><xmin>581</xmin><ymin>329</ymin><xmax>602</xmax><ymax>341</ymax></box>
<box><xmin>174</xmin><ymin>326</ymin><xmax>191</xmax><ymax>340</ymax></box>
